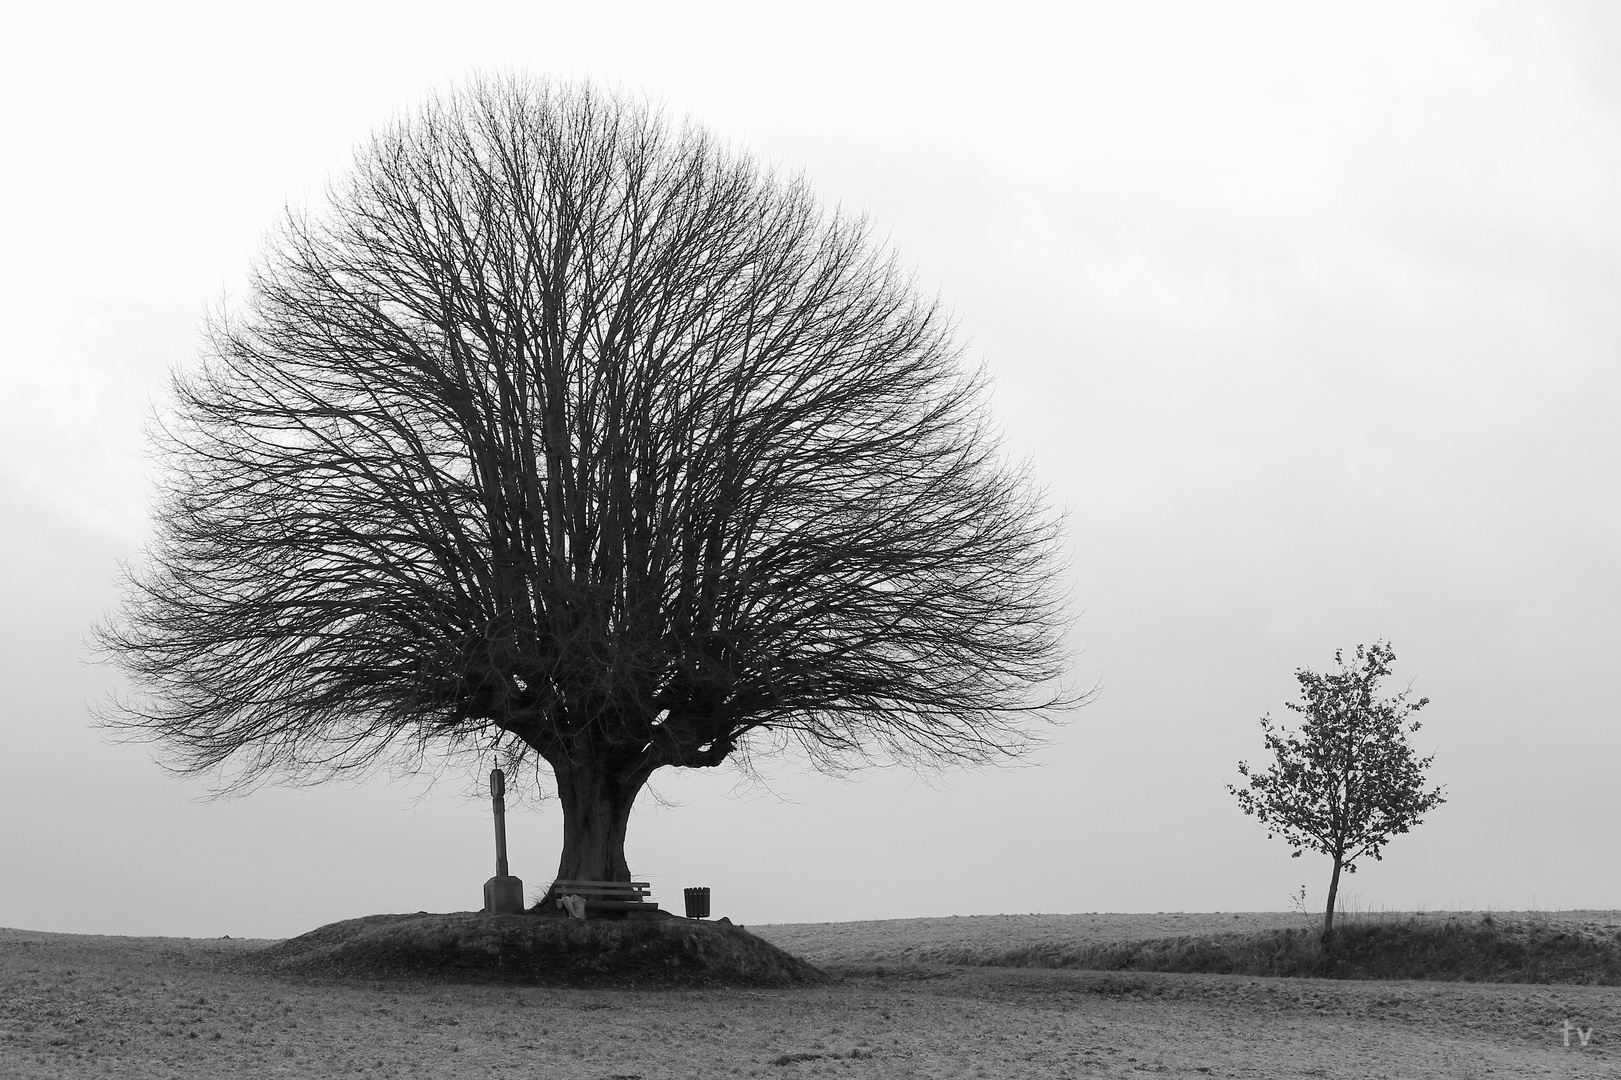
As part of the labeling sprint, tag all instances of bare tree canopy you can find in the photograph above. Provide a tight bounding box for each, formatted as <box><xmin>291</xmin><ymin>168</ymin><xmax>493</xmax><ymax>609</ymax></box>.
<box><xmin>97</xmin><ymin>77</ymin><xmax>1078</xmax><ymax>890</ymax></box>
<box><xmin>1228</xmin><ymin>641</ymin><xmax>1445</xmax><ymax>938</ymax></box>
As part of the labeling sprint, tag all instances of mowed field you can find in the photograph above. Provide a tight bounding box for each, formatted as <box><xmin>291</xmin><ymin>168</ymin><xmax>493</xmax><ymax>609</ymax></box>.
<box><xmin>2</xmin><ymin>912</ymin><xmax>1618</xmax><ymax>1079</ymax></box>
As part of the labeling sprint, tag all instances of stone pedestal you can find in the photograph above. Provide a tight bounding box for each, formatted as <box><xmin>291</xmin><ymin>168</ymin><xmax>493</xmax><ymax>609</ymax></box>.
<box><xmin>484</xmin><ymin>875</ymin><xmax>525</xmax><ymax>914</ymax></box>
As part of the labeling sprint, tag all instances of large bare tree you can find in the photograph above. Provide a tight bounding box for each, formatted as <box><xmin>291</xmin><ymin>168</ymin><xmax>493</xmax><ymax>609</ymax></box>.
<box><xmin>98</xmin><ymin>78</ymin><xmax>1076</xmax><ymax>900</ymax></box>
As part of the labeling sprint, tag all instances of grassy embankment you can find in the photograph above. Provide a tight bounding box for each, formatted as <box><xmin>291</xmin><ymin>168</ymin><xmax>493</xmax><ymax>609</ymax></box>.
<box><xmin>911</xmin><ymin>912</ymin><xmax>1621</xmax><ymax>984</ymax></box>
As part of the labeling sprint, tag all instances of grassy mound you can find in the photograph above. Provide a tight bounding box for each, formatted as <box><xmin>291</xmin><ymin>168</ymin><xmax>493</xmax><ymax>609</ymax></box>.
<box><xmin>970</xmin><ymin>914</ymin><xmax>1621</xmax><ymax>984</ymax></box>
<box><xmin>242</xmin><ymin>911</ymin><xmax>829</xmax><ymax>989</ymax></box>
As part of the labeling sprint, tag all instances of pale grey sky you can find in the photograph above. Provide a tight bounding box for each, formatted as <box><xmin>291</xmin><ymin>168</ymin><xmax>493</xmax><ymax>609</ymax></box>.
<box><xmin>2</xmin><ymin>1</ymin><xmax>1616</xmax><ymax>938</ymax></box>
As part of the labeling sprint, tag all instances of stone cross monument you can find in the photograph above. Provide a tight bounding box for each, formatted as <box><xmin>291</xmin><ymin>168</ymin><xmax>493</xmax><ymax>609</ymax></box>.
<box><xmin>482</xmin><ymin>767</ymin><xmax>525</xmax><ymax>914</ymax></box>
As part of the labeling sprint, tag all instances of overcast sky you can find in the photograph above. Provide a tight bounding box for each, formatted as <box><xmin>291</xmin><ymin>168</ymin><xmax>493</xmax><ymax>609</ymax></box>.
<box><xmin>2</xmin><ymin>1</ymin><xmax>1617</xmax><ymax>940</ymax></box>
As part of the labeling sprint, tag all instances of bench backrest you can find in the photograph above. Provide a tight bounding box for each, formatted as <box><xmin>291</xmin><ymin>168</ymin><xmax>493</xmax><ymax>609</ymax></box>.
<box><xmin>551</xmin><ymin>879</ymin><xmax>652</xmax><ymax>899</ymax></box>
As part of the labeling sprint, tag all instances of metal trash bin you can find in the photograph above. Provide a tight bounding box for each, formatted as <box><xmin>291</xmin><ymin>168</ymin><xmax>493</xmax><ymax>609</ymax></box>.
<box><xmin>683</xmin><ymin>886</ymin><xmax>711</xmax><ymax>920</ymax></box>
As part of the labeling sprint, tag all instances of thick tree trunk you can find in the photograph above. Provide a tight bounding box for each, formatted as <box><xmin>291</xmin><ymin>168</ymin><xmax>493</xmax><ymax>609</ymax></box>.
<box><xmin>541</xmin><ymin>761</ymin><xmax>649</xmax><ymax>911</ymax></box>
<box><xmin>1322</xmin><ymin>854</ymin><xmax>1344</xmax><ymax>941</ymax></box>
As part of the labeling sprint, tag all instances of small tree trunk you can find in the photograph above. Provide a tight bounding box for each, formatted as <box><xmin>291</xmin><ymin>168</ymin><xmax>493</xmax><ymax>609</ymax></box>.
<box><xmin>1322</xmin><ymin>854</ymin><xmax>1344</xmax><ymax>941</ymax></box>
<box><xmin>542</xmin><ymin>762</ymin><xmax>649</xmax><ymax>910</ymax></box>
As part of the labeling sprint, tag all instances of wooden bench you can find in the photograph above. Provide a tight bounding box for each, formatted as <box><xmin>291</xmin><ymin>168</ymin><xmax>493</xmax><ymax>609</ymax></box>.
<box><xmin>551</xmin><ymin>879</ymin><xmax>657</xmax><ymax>913</ymax></box>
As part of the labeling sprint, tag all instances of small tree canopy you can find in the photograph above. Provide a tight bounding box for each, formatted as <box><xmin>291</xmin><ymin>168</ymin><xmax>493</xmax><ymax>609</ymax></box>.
<box><xmin>1228</xmin><ymin>640</ymin><xmax>1444</xmax><ymax>935</ymax></box>
<box><xmin>95</xmin><ymin>76</ymin><xmax>1080</xmax><ymax>887</ymax></box>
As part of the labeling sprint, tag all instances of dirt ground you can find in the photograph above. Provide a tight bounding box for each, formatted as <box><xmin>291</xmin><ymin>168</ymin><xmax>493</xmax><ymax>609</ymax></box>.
<box><xmin>3</xmin><ymin>916</ymin><xmax>1618</xmax><ymax>1079</ymax></box>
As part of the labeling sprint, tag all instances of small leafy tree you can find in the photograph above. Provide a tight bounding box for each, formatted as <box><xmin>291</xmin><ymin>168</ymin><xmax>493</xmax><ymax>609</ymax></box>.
<box><xmin>1228</xmin><ymin>641</ymin><xmax>1445</xmax><ymax>939</ymax></box>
